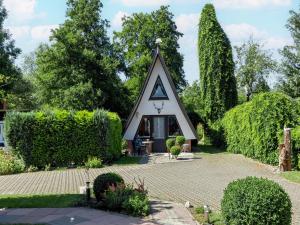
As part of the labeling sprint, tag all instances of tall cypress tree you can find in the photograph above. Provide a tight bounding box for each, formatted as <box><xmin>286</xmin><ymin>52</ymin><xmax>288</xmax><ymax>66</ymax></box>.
<box><xmin>198</xmin><ymin>4</ymin><xmax>237</xmax><ymax>122</ymax></box>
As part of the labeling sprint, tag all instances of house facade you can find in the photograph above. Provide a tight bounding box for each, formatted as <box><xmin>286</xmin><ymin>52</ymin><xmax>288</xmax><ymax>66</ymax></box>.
<box><xmin>123</xmin><ymin>48</ymin><xmax>197</xmax><ymax>154</ymax></box>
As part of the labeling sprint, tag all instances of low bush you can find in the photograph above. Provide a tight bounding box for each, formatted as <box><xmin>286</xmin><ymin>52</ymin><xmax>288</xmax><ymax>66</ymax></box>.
<box><xmin>84</xmin><ymin>156</ymin><xmax>102</xmax><ymax>168</ymax></box>
<box><xmin>94</xmin><ymin>173</ymin><xmax>150</xmax><ymax>217</ymax></box>
<box><xmin>5</xmin><ymin>109</ymin><xmax>122</xmax><ymax>168</ymax></box>
<box><xmin>166</xmin><ymin>138</ymin><xmax>175</xmax><ymax>151</ymax></box>
<box><xmin>170</xmin><ymin>146</ymin><xmax>181</xmax><ymax>158</ymax></box>
<box><xmin>196</xmin><ymin>123</ymin><xmax>204</xmax><ymax>141</ymax></box>
<box><xmin>122</xmin><ymin>191</ymin><xmax>150</xmax><ymax>216</ymax></box>
<box><xmin>221</xmin><ymin>176</ymin><xmax>292</xmax><ymax>225</ymax></box>
<box><xmin>175</xmin><ymin>136</ymin><xmax>186</xmax><ymax>147</ymax></box>
<box><xmin>93</xmin><ymin>172</ymin><xmax>124</xmax><ymax>201</ymax></box>
<box><xmin>0</xmin><ymin>150</ymin><xmax>25</xmax><ymax>175</ymax></box>
<box><xmin>26</xmin><ymin>165</ymin><xmax>38</xmax><ymax>172</ymax></box>
<box><xmin>104</xmin><ymin>185</ymin><xmax>133</xmax><ymax>211</ymax></box>
<box><xmin>223</xmin><ymin>92</ymin><xmax>300</xmax><ymax>165</ymax></box>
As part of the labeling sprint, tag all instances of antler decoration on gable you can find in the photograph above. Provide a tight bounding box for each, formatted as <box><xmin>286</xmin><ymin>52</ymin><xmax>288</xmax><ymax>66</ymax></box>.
<box><xmin>153</xmin><ymin>101</ymin><xmax>164</xmax><ymax>114</ymax></box>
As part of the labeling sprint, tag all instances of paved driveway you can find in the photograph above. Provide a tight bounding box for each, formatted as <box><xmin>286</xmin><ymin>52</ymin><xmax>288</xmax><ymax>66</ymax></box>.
<box><xmin>0</xmin><ymin>153</ymin><xmax>299</xmax><ymax>224</ymax></box>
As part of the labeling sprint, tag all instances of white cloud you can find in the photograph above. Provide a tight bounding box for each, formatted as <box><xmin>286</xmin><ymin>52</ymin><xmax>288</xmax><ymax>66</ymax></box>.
<box><xmin>213</xmin><ymin>0</ymin><xmax>291</xmax><ymax>9</ymax></box>
<box><xmin>224</xmin><ymin>23</ymin><xmax>267</xmax><ymax>41</ymax></box>
<box><xmin>263</xmin><ymin>37</ymin><xmax>292</xmax><ymax>49</ymax></box>
<box><xmin>7</xmin><ymin>26</ymin><xmax>30</xmax><ymax>39</ymax></box>
<box><xmin>175</xmin><ymin>13</ymin><xmax>199</xmax><ymax>33</ymax></box>
<box><xmin>3</xmin><ymin>0</ymin><xmax>45</xmax><ymax>23</ymax></box>
<box><xmin>112</xmin><ymin>11</ymin><xmax>129</xmax><ymax>29</ymax></box>
<box><xmin>224</xmin><ymin>23</ymin><xmax>292</xmax><ymax>49</ymax></box>
<box><xmin>117</xmin><ymin>0</ymin><xmax>169</xmax><ymax>6</ymax></box>
<box><xmin>114</xmin><ymin>0</ymin><xmax>200</xmax><ymax>6</ymax></box>
<box><xmin>30</xmin><ymin>25</ymin><xmax>58</xmax><ymax>41</ymax></box>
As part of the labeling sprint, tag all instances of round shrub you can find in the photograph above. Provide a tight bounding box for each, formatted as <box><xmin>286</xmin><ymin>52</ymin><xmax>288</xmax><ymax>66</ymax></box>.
<box><xmin>93</xmin><ymin>172</ymin><xmax>124</xmax><ymax>201</ymax></box>
<box><xmin>170</xmin><ymin>146</ymin><xmax>181</xmax><ymax>157</ymax></box>
<box><xmin>221</xmin><ymin>176</ymin><xmax>292</xmax><ymax>225</ymax></box>
<box><xmin>175</xmin><ymin>136</ymin><xmax>186</xmax><ymax>147</ymax></box>
<box><xmin>166</xmin><ymin>138</ymin><xmax>175</xmax><ymax>151</ymax></box>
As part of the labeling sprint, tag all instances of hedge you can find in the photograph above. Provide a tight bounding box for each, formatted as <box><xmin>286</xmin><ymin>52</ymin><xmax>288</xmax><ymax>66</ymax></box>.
<box><xmin>4</xmin><ymin>109</ymin><xmax>122</xmax><ymax>167</ymax></box>
<box><xmin>222</xmin><ymin>92</ymin><xmax>300</xmax><ymax>165</ymax></box>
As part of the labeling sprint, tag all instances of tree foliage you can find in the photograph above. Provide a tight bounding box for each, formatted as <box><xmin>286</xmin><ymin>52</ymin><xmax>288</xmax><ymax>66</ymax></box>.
<box><xmin>198</xmin><ymin>4</ymin><xmax>237</xmax><ymax>122</ymax></box>
<box><xmin>0</xmin><ymin>0</ymin><xmax>21</xmax><ymax>100</ymax></box>
<box><xmin>235</xmin><ymin>38</ymin><xmax>276</xmax><ymax>101</ymax></box>
<box><xmin>277</xmin><ymin>8</ymin><xmax>300</xmax><ymax>98</ymax></box>
<box><xmin>114</xmin><ymin>6</ymin><xmax>186</xmax><ymax>101</ymax></box>
<box><xmin>222</xmin><ymin>92</ymin><xmax>300</xmax><ymax>165</ymax></box>
<box><xmin>33</xmin><ymin>0</ymin><xmax>130</xmax><ymax>118</ymax></box>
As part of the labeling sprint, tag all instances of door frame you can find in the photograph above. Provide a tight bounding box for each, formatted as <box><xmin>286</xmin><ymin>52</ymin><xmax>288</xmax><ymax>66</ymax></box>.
<box><xmin>134</xmin><ymin>114</ymin><xmax>183</xmax><ymax>152</ymax></box>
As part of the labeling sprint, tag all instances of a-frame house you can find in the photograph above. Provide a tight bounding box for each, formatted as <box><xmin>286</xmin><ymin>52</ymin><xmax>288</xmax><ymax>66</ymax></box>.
<box><xmin>123</xmin><ymin>47</ymin><xmax>198</xmax><ymax>154</ymax></box>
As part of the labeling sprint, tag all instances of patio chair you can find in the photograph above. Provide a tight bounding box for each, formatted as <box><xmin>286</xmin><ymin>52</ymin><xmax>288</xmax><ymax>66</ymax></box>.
<box><xmin>133</xmin><ymin>137</ymin><xmax>146</xmax><ymax>156</ymax></box>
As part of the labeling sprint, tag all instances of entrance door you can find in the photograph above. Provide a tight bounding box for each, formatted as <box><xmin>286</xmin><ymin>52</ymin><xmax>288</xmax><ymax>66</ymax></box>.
<box><xmin>152</xmin><ymin>117</ymin><xmax>166</xmax><ymax>152</ymax></box>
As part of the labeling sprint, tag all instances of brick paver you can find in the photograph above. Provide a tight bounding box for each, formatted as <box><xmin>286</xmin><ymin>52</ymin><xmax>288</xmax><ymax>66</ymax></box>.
<box><xmin>0</xmin><ymin>153</ymin><xmax>299</xmax><ymax>224</ymax></box>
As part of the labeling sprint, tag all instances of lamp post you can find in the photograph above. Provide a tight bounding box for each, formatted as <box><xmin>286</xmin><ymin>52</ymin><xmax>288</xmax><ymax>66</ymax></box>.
<box><xmin>204</xmin><ymin>205</ymin><xmax>210</xmax><ymax>224</ymax></box>
<box><xmin>85</xmin><ymin>168</ymin><xmax>91</xmax><ymax>202</ymax></box>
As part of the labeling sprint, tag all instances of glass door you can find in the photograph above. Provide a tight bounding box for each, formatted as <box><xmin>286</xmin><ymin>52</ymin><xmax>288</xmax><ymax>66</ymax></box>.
<box><xmin>152</xmin><ymin>117</ymin><xmax>166</xmax><ymax>152</ymax></box>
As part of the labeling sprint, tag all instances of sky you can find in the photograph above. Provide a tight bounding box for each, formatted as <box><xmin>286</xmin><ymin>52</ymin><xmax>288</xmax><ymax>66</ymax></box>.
<box><xmin>2</xmin><ymin>0</ymin><xmax>298</xmax><ymax>85</ymax></box>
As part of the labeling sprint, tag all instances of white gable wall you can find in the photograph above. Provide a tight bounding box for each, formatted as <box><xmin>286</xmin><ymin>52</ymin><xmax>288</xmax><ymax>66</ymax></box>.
<box><xmin>124</xmin><ymin>58</ymin><xmax>197</xmax><ymax>140</ymax></box>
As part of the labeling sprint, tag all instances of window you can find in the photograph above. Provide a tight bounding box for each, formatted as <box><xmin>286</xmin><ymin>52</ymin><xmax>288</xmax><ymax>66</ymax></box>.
<box><xmin>168</xmin><ymin>116</ymin><xmax>181</xmax><ymax>136</ymax></box>
<box><xmin>137</xmin><ymin>116</ymin><xmax>151</xmax><ymax>137</ymax></box>
<box><xmin>150</xmin><ymin>76</ymin><xmax>168</xmax><ymax>100</ymax></box>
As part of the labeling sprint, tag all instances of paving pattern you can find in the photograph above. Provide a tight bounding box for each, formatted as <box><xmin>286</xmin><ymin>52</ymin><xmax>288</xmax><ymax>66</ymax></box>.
<box><xmin>0</xmin><ymin>153</ymin><xmax>299</xmax><ymax>224</ymax></box>
<box><xmin>0</xmin><ymin>202</ymin><xmax>198</xmax><ymax>225</ymax></box>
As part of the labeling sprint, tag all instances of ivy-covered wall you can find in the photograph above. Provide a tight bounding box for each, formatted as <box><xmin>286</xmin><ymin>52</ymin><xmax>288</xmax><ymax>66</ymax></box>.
<box><xmin>4</xmin><ymin>109</ymin><xmax>122</xmax><ymax>167</ymax></box>
<box><xmin>222</xmin><ymin>92</ymin><xmax>300</xmax><ymax>165</ymax></box>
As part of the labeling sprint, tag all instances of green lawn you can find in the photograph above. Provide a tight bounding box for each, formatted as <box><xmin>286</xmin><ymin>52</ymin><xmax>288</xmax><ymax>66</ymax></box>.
<box><xmin>0</xmin><ymin>194</ymin><xmax>84</xmax><ymax>208</ymax></box>
<box><xmin>112</xmin><ymin>156</ymin><xmax>142</xmax><ymax>165</ymax></box>
<box><xmin>281</xmin><ymin>171</ymin><xmax>300</xmax><ymax>184</ymax></box>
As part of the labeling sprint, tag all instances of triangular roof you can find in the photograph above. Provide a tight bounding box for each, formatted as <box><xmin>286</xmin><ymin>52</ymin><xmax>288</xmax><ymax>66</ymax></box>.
<box><xmin>124</xmin><ymin>48</ymin><xmax>198</xmax><ymax>140</ymax></box>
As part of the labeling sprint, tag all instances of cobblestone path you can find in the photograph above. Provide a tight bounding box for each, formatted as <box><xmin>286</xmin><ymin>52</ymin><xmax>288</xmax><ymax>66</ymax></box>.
<box><xmin>0</xmin><ymin>153</ymin><xmax>299</xmax><ymax>224</ymax></box>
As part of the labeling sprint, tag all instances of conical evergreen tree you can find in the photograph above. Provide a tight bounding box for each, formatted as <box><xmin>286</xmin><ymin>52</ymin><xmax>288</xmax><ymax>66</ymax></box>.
<box><xmin>198</xmin><ymin>4</ymin><xmax>237</xmax><ymax>122</ymax></box>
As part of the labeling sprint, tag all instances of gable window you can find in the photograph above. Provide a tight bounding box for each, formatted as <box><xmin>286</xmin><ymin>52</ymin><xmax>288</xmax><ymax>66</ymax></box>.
<box><xmin>168</xmin><ymin>116</ymin><xmax>181</xmax><ymax>137</ymax></box>
<box><xmin>150</xmin><ymin>76</ymin><xmax>168</xmax><ymax>100</ymax></box>
<box><xmin>137</xmin><ymin>116</ymin><xmax>151</xmax><ymax>137</ymax></box>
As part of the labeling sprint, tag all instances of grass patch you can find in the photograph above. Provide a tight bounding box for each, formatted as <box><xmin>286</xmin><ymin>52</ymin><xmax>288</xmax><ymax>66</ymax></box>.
<box><xmin>0</xmin><ymin>194</ymin><xmax>84</xmax><ymax>208</ymax></box>
<box><xmin>191</xmin><ymin>206</ymin><xmax>224</xmax><ymax>225</ymax></box>
<box><xmin>113</xmin><ymin>156</ymin><xmax>141</xmax><ymax>165</ymax></box>
<box><xmin>281</xmin><ymin>171</ymin><xmax>300</xmax><ymax>184</ymax></box>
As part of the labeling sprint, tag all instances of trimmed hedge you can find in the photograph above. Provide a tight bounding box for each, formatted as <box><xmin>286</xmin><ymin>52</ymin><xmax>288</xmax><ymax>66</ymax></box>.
<box><xmin>221</xmin><ymin>177</ymin><xmax>292</xmax><ymax>225</ymax></box>
<box><xmin>223</xmin><ymin>93</ymin><xmax>300</xmax><ymax>165</ymax></box>
<box><xmin>5</xmin><ymin>109</ymin><xmax>122</xmax><ymax>167</ymax></box>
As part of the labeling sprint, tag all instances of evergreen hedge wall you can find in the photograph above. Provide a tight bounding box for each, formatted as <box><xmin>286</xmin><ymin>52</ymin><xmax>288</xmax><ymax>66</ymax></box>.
<box><xmin>223</xmin><ymin>92</ymin><xmax>300</xmax><ymax>165</ymax></box>
<box><xmin>4</xmin><ymin>109</ymin><xmax>122</xmax><ymax>168</ymax></box>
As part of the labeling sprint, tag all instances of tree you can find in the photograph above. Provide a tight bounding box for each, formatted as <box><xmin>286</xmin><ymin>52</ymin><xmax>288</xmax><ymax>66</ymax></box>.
<box><xmin>235</xmin><ymin>38</ymin><xmax>276</xmax><ymax>101</ymax></box>
<box><xmin>114</xmin><ymin>6</ymin><xmax>186</xmax><ymax>101</ymax></box>
<box><xmin>277</xmin><ymin>8</ymin><xmax>300</xmax><ymax>98</ymax></box>
<box><xmin>34</xmin><ymin>0</ymin><xmax>130</xmax><ymax>118</ymax></box>
<box><xmin>198</xmin><ymin>4</ymin><xmax>237</xmax><ymax>122</ymax></box>
<box><xmin>180</xmin><ymin>81</ymin><xmax>204</xmax><ymax>127</ymax></box>
<box><xmin>0</xmin><ymin>0</ymin><xmax>21</xmax><ymax>100</ymax></box>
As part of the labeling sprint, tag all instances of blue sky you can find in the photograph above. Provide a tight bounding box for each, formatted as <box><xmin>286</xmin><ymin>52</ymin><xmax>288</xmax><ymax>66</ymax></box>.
<box><xmin>3</xmin><ymin>0</ymin><xmax>298</xmax><ymax>84</ymax></box>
